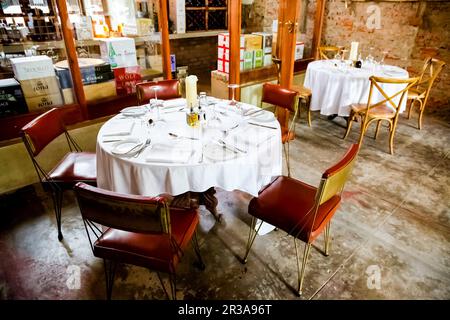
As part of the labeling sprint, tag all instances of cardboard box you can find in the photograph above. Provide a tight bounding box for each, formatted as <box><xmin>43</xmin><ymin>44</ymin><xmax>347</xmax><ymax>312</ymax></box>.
<box><xmin>137</xmin><ymin>18</ymin><xmax>154</xmax><ymax>36</ymax></box>
<box><xmin>20</xmin><ymin>76</ymin><xmax>60</xmax><ymax>98</ymax></box>
<box><xmin>264</xmin><ymin>54</ymin><xmax>273</xmax><ymax>66</ymax></box>
<box><xmin>10</xmin><ymin>56</ymin><xmax>55</xmax><ymax>81</ymax></box>
<box><xmin>169</xmin><ymin>0</ymin><xmax>186</xmax><ymax>34</ymax></box>
<box><xmin>74</xmin><ymin>16</ymin><xmax>93</xmax><ymax>40</ymax></box>
<box><xmin>217</xmin><ymin>60</ymin><xmax>229</xmax><ymax>74</ymax></box>
<box><xmin>83</xmin><ymin>81</ymin><xmax>117</xmax><ymax>102</ymax></box>
<box><xmin>211</xmin><ymin>70</ymin><xmax>229</xmax><ymax>100</ymax></box>
<box><xmin>62</xmin><ymin>88</ymin><xmax>75</xmax><ymax>105</ymax></box>
<box><xmin>25</xmin><ymin>92</ymin><xmax>64</xmax><ymax>112</ymax></box>
<box><xmin>295</xmin><ymin>42</ymin><xmax>304</xmax><ymax>60</ymax></box>
<box><xmin>218</xmin><ymin>33</ymin><xmax>245</xmax><ymax>48</ymax></box>
<box><xmin>244</xmin><ymin>34</ymin><xmax>262</xmax><ymax>51</ymax></box>
<box><xmin>99</xmin><ymin>38</ymin><xmax>138</xmax><ymax>69</ymax></box>
<box><xmin>253</xmin><ymin>49</ymin><xmax>264</xmax><ymax>68</ymax></box>
<box><xmin>55</xmin><ymin>64</ymin><xmax>114</xmax><ymax>88</ymax></box>
<box><xmin>0</xmin><ymin>78</ymin><xmax>27</xmax><ymax>117</ymax></box>
<box><xmin>113</xmin><ymin>66</ymin><xmax>142</xmax><ymax>96</ymax></box>
<box><xmin>252</xmin><ymin>32</ymin><xmax>273</xmax><ymax>54</ymax></box>
<box><xmin>243</xmin><ymin>51</ymin><xmax>254</xmax><ymax>70</ymax></box>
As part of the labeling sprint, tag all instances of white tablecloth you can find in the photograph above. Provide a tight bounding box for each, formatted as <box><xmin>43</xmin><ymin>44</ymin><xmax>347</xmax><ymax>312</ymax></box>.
<box><xmin>304</xmin><ymin>60</ymin><xmax>409</xmax><ymax>116</ymax></box>
<box><xmin>96</xmin><ymin>99</ymin><xmax>282</xmax><ymax>198</ymax></box>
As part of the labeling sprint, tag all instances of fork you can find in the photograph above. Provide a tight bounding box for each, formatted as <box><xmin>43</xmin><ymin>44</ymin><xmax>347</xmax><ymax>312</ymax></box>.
<box><xmin>133</xmin><ymin>138</ymin><xmax>151</xmax><ymax>158</ymax></box>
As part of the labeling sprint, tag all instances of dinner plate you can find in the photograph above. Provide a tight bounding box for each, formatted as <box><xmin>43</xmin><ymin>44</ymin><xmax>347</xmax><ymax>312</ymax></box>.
<box><xmin>203</xmin><ymin>142</ymin><xmax>238</xmax><ymax>161</ymax></box>
<box><xmin>120</xmin><ymin>106</ymin><xmax>146</xmax><ymax>117</ymax></box>
<box><xmin>111</xmin><ymin>138</ymin><xmax>144</xmax><ymax>156</ymax></box>
<box><xmin>247</xmin><ymin>110</ymin><xmax>275</xmax><ymax>123</ymax></box>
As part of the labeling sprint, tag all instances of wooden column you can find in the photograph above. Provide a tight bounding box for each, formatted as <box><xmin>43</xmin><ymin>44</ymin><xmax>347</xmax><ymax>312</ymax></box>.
<box><xmin>311</xmin><ymin>0</ymin><xmax>326</xmax><ymax>60</ymax></box>
<box><xmin>277</xmin><ymin>0</ymin><xmax>301</xmax><ymax>132</ymax></box>
<box><xmin>158</xmin><ymin>0</ymin><xmax>172</xmax><ymax>79</ymax></box>
<box><xmin>228</xmin><ymin>0</ymin><xmax>242</xmax><ymax>100</ymax></box>
<box><xmin>55</xmin><ymin>0</ymin><xmax>88</xmax><ymax>119</ymax></box>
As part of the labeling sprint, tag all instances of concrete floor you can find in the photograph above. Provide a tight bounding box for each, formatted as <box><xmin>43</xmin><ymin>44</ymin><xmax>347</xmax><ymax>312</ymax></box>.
<box><xmin>0</xmin><ymin>109</ymin><xmax>449</xmax><ymax>300</ymax></box>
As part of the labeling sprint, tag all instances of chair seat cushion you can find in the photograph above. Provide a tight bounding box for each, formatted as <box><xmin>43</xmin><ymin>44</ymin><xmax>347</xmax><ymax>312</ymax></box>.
<box><xmin>48</xmin><ymin>152</ymin><xmax>96</xmax><ymax>183</ymax></box>
<box><xmin>407</xmin><ymin>88</ymin><xmax>425</xmax><ymax>100</ymax></box>
<box><xmin>249</xmin><ymin>176</ymin><xmax>340</xmax><ymax>243</ymax></box>
<box><xmin>291</xmin><ymin>85</ymin><xmax>312</xmax><ymax>99</ymax></box>
<box><xmin>351</xmin><ymin>103</ymin><xmax>396</xmax><ymax>118</ymax></box>
<box><xmin>93</xmin><ymin>208</ymin><xmax>199</xmax><ymax>273</ymax></box>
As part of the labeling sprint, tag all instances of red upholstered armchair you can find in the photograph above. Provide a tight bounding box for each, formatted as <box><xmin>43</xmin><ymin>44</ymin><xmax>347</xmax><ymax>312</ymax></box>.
<box><xmin>261</xmin><ymin>83</ymin><xmax>298</xmax><ymax>176</ymax></box>
<box><xmin>242</xmin><ymin>144</ymin><xmax>359</xmax><ymax>296</ymax></box>
<box><xmin>21</xmin><ymin>108</ymin><xmax>96</xmax><ymax>241</ymax></box>
<box><xmin>74</xmin><ymin>182</ymin><xmax>205</xmax><ymax>300</ymax></box>
<box><xmin>136</xmin><ymin>79</ymin><xmax>181</xmax><ymax>105</ymax></box>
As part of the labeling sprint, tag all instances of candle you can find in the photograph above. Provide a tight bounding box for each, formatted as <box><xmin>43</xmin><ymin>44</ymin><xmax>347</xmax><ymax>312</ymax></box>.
<box><xmin>185</xmin><ymin>75</ymin><xmax>198</xmax><ymax>108</ymax></box>
<box><xmin>349</xmin><ymin>42</ymin><xmax>359</xmax><ymax>61</ymax></box>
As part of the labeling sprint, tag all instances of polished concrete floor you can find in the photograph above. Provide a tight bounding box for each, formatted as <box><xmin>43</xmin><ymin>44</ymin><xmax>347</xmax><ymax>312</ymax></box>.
<box><xmin>0</xmin><ymin>109</ymin><xmax>449</xmax><ymax>300</ymax></box>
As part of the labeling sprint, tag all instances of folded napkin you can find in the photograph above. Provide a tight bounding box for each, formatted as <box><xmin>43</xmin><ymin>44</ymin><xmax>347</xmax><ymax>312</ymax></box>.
<box><xmin>146</xmin><ymin>142</ymin><xmax>192</xmax><ymax>163</ymax></box>
<box><xmin>103</xmin><ymin>121</ymin><xmax>135</xmax><ymax>136</ymax></box>
<box><xmin>163</xmin><ymin>98</ymin><xmax>186</xmax><ymax>109</ymax></box>
<box><xmin>224</xmin><ymin>126</ymin><xmax>274</xmax><ymax>151</ymax></box>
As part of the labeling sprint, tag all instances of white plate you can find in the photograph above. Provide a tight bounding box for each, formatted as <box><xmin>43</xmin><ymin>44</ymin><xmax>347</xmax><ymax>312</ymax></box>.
<box><xmin>111</xmin><ymin>138</ymin><xmax>144</xmax><ymax>156</ymax></box>
<box><xmin>247</xmin><ymin>110</ymin><xmax>275</xmax><ymax>123</ymax></box>
<box><xmin>120</xmin><ymin>106</ymin><xmax>146</xmax><ymax>117</ymax></box>
<box><xmin>203</xmin><ymin>142</ymin><xmax>238</xmax><ymax>161</ymax></box>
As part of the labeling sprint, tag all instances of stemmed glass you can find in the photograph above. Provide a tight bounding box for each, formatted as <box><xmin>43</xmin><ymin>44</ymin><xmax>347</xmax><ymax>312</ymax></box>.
<box><xmin>228</xmin><ymin>84</ymin><xmax>239</xmax><ymax>106</ymax></box>
<box><xmin>149</xmin><ymin>86</ymin><xmax>161</xmax><ymax>120</ymax></box>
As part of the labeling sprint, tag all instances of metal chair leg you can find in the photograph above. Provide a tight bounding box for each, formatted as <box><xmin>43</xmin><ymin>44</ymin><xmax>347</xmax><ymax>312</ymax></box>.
<box><xmin>294</xmin><ymin>240</ymin><xmax>312</xmax><ymax>296</ymax></box>
<box><xmin>192</xmin><ymin>230</ymin><xmax>206</xmax><ymax>270</ymax></box>
<box><xmin>169</xmin><ymin>272</ymin><xmax>177</xmax><ymax>300</ymax></box>
<box><xmin>157</xmin><ymin>272</ymin><xmax>171</xmax><ymax>300</ymax></box>
<box><xmin>242</xmin><ymin>216</ymin><xmax>262</xmax><ymax>264</ymax></box>
<box><xmin>50</xmin><ymin>188</ymin><xmax>63</xmax><ymax>241</ymax></box>
<box><xmin>324</xmin><ymin>222</ymin><xmax>331</xmax><ymax>256</ymax></box>
<box><xmin>283</xmin><ymin>143</ymin><xmax>291</xmax><ymax>177</ymax></box>
<box><xmin>103</xmin><ymin>259</ymin><xmax>117</xmax><ymax>300</ymax></box>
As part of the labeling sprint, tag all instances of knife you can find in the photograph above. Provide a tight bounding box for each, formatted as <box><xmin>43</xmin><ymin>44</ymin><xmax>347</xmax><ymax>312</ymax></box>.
<box><xmin>169</xmin><ymin>132</ymin><xmax>200</xmax><ymax>140</ymax></box>
<box><xmin>248</xmin><ymin>122</ymin><xmax>277</xmax><ymax>130</ymax></box>
<box><xmin>218</xmin><ymin>139</ymin><xmax>246</xmax><ymax>154</ymax></box>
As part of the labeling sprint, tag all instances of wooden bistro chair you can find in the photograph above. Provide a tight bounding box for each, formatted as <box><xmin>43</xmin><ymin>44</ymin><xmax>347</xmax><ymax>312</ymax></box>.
<box><xmin>242</xmin><ymin>144</ymin><xmax>359</xmax><ymax>296</ymax></box>
<box><xmin>272</xmin><ymin>56</ymin><xmax>313</xmax><ymax>127</ymax></box>
<box><xmin>407</xmin><ymin>57</ymin><xmax>446</xmax><ymax>130</ymax></box>
<box><xmin>343</xmin><ymin>76</ymin><xmax>419</xmax><ymax>155</ymax></box>
<box><xmin>318</xmin><ymin>46</ymin><xmax>341</xmax><ymax>60</ymax></box>
<box><xmin>21</xmin><ymin>108</ymin><xmax>96</xmax><ymax>241</ymax></box>
<box><xmin>262</xmin><ymin>82</ymin><xmax>298</xmax><ymax>177</ymax></box>
<box><xmin>74</xmin><ymin>182</ymin><xmax>205</xmax><ymax>300</ymax></box>
<box><xmin>136</xmin><ymin>79</ymin><xmax>181</xmax><ymax>105</ymax></box>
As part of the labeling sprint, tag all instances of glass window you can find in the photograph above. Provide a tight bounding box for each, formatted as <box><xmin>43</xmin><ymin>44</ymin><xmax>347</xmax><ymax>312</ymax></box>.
<box><xmin>185</xmin><ymin>0</ymin><xmax>227</xmax><ymax>32</ymax></box>
<box><xmin>0</xmin><ymin>0</ymin><xmax>77</xmax><ymax>118</ymax></box>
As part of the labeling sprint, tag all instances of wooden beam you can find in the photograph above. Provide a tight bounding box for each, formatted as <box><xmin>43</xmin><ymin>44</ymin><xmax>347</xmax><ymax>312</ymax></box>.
<box><xmin>277</xmin><ymin>0</ymin><xmax>301</xmax><ymax>132</ymax></box>
<box><xmin>228</xmin><ymin>0</ymin><xmax>242</xmax><ymax>100</ymax></box>
<box><xmin>312</xmin><ymin>0</ymin><xmax>326</xmax><ymax>60</ymax></box>
<box><xmin>55</xmin><ymin>0</ymin><xmax>88</xmax><ymax>120</ymax></box>
<box><xmin>158</xmin><ymin>0</ymin><xmax>172</xmax><ymax>79</ymax></box>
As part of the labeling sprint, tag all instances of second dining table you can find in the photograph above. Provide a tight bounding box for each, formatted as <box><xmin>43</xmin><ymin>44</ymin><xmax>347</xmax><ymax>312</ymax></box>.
<box><xmin>96</xmin><ymin>97</ymin><xmax>282</xmax><ymax>230</ymax></box>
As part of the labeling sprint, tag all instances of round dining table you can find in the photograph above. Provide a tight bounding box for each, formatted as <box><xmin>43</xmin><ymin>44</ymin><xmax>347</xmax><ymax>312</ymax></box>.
<box><xmin>304</xmin><ymin>59</ymin><xmax>409</xmax><ymax>117</ymax></box>
<box><xmin>96</xmin><ymin>98</ymin><xmax>282</xmax><ymax>228</ymax></box>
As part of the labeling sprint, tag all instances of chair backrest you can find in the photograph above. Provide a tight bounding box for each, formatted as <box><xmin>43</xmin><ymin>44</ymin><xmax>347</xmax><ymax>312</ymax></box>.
<box><xmin>318</xmin><ymin>46</ymin><xmax>340</xmax><ymax>60</ymax></box>
<box><xmin>21</xmin><ymin>108</ymin><xmax>66</xmax><ymax>156</ymax></box>
<box><xmin>262</xmin><ymin>83</ymin><xmax>297</xmax><ymax>113</ymax></box>
<box><xmin>365</xmin><ymin>76</ymin><xmax>420</xmax><ymax>115</ymax></box>
<box><xmin>74</xmin><ymin>182</ymin><xmax>171</xmax><ymax>235</ymax></box>
<box><xmin>136</xmin><ymin>79</ymin><xmax>181</xmax><ymax>105</ymax></box>
<box><xmin>316</xmin><ymin>144</ymin><xmax>359</xmax><ymax>206</ymax></box>
<box><xmin>416</xmin><ymin>57</ymin><xmax>446</xmax><ymax>101</ymax></box>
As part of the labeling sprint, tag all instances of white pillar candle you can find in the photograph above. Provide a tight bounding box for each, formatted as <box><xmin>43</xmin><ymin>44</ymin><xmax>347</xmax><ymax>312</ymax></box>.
<box><xmin>185</xmin><ymin>75</ymin><xmax>198</xmax><ymax>108</ymax></box>
<box><xmin>349</xmin><ymin>42</ymin><xmax>359</xmax><ymax>61</ymax></box>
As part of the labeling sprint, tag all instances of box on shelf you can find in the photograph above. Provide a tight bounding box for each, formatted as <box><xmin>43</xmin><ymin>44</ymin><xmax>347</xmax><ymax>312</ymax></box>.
<box><xmin>61</xmin><ymin>88</ymin><xmax>75</xmax><ymax>105</ymax></box>
<box><xmin>295</xmin><ymin>42</ymin><xmax>305</xmax><ymax>60</ymax></box>
<box><xmin>169</xmin><ymin>0</ymin><xmax>186</xmax><ymax>34</ymax></box>
<box><xmin>252</xmin><ymin>32</ymin><xmax>273</xmax><ymax>54</ymax></box>
<box><xmin>218</xmin><ymin>33</ymin><xmax>245</xmax><ymax>49</ymax></box>
<box><xmin>83</xmin><ymin>80</ymin><xmax>116</xmax><ymax>102</ymax></box>
<box><xmin>99</xmin><ymin>38</ymin><xmax>138</xmax><ymax>69</ymax></box>
<box><xmin>137</xmin><ymin>18</ymin><xmax>154</xmax><ymax>36</ymax></box>
<box><xmin>25</xmin><ymin>92</ymin><xmax>64</xmax><ymax>112</ymax></box>
<box><xmin>244</xmin><ymin>34</ymin><xmax>262</xmax><ymax>51</ymax></box>
<box><xmin>0</xmin><ymin>78</ymin><xmax>28</xmax><ymax>117</ymax></box>
<box><xmin>20</xmin><ymin>76</ymin><xmax>60</xmax><ymax>98</ymax></box>
<box><xmin>243</xmin><ymin>51</ymin><xmax>254</xmax><ymax>70</ymax></box>
<box><xmin>217</xmin><ymin>60</ymin><xmax>229</xmax><ymax>74</ymax></box>
<box><xmin>10</xmin><ymin>56</ymin><xmax>55</xmax><ymax>81</ymax></box>
<box><xmin>263</xmin><ymin>54</ymin><xmax>273</xmax><ymax>67</ymax></box>
<box><xmin>253</xmin><ymin>49</ymin><xmax>264</xmax><ymax>68</ymax></box>
<box><xmin>113</xmin><ymin>66</ymin><xmax>142</xmax><ymax>96</ymax></box>
<box><xmin>73</xmin><ymin>16</ymin><xmax>93</xmax><ymax>40</ymax></box>
<box><xmin>55</xmin><ymin>64</ymin><xmax>114</xmax><ymax>88</ymax></box>
<box><xmin>211</xmin><ymin>70</ymin><xmax>229</xmax><ymax>100</ymax></box>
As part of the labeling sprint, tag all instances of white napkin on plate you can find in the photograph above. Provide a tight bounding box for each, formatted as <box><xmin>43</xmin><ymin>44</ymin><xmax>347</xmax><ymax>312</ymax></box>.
<box><xmin>224</xmin><ymin>125</ymin><xmax>274</xmax><ymax>151</ymax></box>
<box><xmin>103</xmin><ymin>121</ymin><xmax>135</xmax><ymax>136</ymax></box>
<box><xmin>146</xmin><ymin>142</ymin><xmax>192</xmax><ymax>163</ymax></box>
<box><xmin>163</xmin><ymin>98</ymin><xmax>186</xmax><ymax>109</ymax></box>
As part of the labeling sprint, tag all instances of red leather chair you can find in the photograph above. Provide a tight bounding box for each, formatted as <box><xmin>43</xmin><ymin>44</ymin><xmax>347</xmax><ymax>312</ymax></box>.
<box><xmin>21</xmin><ymin>108</ymin><xmax>96</xmax><ymax>241</ymax></box>
<box><xmin>242</xmin><ymin>144</ymin><xmax>359</xmax><ymax>296</ymax></box>
<box><xmin>74</xmin><ymin>182</ymin><xmax>205</xmax><ymax>300</ymax></box>
<box><xmin>262</xmin><ymin>83</ymin><xmax>298</xmax><ymax>176</ymax></box>
<box><xmin>136</xmin><ymin>79</ymin><xmax>181</xmax><ymax>105</ymax></box>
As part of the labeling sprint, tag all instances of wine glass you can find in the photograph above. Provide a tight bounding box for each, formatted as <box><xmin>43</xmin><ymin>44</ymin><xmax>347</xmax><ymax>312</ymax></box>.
<box><xmin>228</xmin><ymin>84</ymin><xmax>239</xmax><ymax>106</ymax></box>
<box><xmin>149</xmin><ymin>86</ymin><xmax>161</xmax><ymax>120</ymax></box>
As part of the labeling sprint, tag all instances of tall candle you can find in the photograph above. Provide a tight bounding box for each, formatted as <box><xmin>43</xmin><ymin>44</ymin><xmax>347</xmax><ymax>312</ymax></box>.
<box><xmin>185</xmin><ymin>75</ymin><xmax>198</xmax><ymax>108</ymax></box>
<box><xmin>349</xmin><ymin>42</ymin><xmax>359</xmax><ymax>61</ymax></box>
